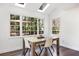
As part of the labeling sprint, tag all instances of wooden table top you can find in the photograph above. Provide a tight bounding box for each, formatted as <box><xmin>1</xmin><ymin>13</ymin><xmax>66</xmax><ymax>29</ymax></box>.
<box><xmin>24</xmin><ymin>37</ymin><xmax>46</xmax><ymax>43</ymax></box>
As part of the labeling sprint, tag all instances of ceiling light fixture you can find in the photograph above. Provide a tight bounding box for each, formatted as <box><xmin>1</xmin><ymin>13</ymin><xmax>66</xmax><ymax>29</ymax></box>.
<box><xmin>15</xmin><ymin>3</ymin><xmax>26</xmax><ymax>8</ymax></box>
<box><xmin>37</xmin><ymin>3</ymin><xmax>50</xmax><ymax>12</ymax></box>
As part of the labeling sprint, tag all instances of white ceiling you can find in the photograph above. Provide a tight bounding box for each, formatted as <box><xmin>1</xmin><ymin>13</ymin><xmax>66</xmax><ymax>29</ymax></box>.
<box><xmin>0</xmin><ymin>3</ymin><xmax>79</xmax><ymax>15</ymax></box>
<box><xmin>17</xmin><ymin>3</ymin><xmax>79</xmax><ymax>15</ymax></box>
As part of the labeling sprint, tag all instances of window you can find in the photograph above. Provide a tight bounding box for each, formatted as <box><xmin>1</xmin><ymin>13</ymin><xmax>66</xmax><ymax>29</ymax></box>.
<box><xmin>38</xmin><ymin>19</ymin><xmax>44</xmax><ymax>34</ymax></box>
<box><xmin>37</xmin><ymin>3</ymin><xmax>50</xmax><ymax>12</ymax></box>
<box><xmin>10</xmin><ymin>14</ymin><xmax>20</xmax><ymax>36</ymax></box>
<box><xmin>15</xmin><ymin>3</ymin><xmax>26</xmax><ymax>8</ymax></box>
<box><xmin>52</xmin><ymin>18</ymin><xmax>60</xmax><ymax>34</ymax></box>
<box><xmin>10</xmin><ymin>14</ymin><xmax>44</xmax><ymax>36</ymax></box>
<box><xmin>22</xmin><ymin>16</ymin><xmax>37</xmax><ymax>35</ymax></box>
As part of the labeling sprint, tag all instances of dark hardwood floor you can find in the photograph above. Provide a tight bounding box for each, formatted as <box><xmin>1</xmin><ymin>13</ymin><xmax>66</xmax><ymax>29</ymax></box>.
<box><xmin>59</xmin><ymin>46</ymin><xmax>79</xmax><ymax>56</ymax></box>
<box><xmin>0</xmin><ymin>45</ymin><xmax>79</xmax><ymax>56</ymax></box>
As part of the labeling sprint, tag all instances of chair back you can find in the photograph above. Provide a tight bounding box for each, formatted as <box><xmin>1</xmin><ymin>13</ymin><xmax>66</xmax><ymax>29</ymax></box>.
<box><xmin>24</xmin><ymin>38</ymin><xmax>30</xmax><ymax>48</ymax></box>
<box><xmin>44</xmin><ymin>38</ymin><xmax>53</xmax><ymax>47</ymax></box>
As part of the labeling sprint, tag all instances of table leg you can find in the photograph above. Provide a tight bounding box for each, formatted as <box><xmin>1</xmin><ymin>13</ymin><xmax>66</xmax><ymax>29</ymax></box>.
<box><xmin>56</xmin><ymin>38</ymin><xmax>59</xmax><ymax>56</ymax></box>
<box><xmin>31</xmin><ymin>42</ymin><xmax>36</xmax><ymax>56</ymax></box>
<box><xmin>23</xmin><ymin>39</ymin><xmax>25</xmax><ymax>56</ymax></box>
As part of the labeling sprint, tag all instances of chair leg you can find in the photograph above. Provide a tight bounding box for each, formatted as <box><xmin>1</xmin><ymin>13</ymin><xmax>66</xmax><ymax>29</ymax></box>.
<box><xmin>23</xmin><ymin>39</ymin><xmax>25</xmax><ymax>56</ymax></box>
<box><xmin>39</xmin><ymin>48</ymin><xmax>44</xmax><ymax>56</ymax></box>
<box><xmin>35</xmin><ymin>51</ymin><xmax>38</xmax><ymax>56</ymax></box>
<box><xmin>51</xmin><ymin>45</ymin><xmax>54</xmax><ymax>52</ymax></box>
<box><xmin>48</xmin><ymin>48</ymin><xmax>53</xmax><ymax>56</ymax></box>
<box><xmin>38</xmin><ymin>45</ymin><xmax>42</xmax><ymax>51</ymax></box>
<box><xmin>24</xmin><ymin>48</ymin><xmax>29</xmax><ymax>56</ymax></box>
<box><xmin>28</xmin><ymin>49</ymin><xmax>31</xmax><ymax>56</ymax></box>
<box><xmin>23</xmin><ymin>50</ymin><xmax>25</xmax><ymax>56</ymax></box>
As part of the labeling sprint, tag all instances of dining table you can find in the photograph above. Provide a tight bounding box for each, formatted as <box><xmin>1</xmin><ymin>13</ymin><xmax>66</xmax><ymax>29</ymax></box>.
<box><xmin>23</xmin><ymin>36</ymin><xmax>59</xmax><ymax>56</ymax></box>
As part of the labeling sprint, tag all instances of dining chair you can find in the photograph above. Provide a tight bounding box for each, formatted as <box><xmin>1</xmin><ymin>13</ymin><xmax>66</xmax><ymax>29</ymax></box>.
<box><xmin>22</xmin><ymin>37</ymin><xmax>31</xmax><ymax>56</ymax></box>
<box><xmin>39</xmin><ymin>38</ymin><xmax>54</xmax><ymax>56</ymax></box>
<box><xmin>22</xmin><ymin>37</ymin><xmax>38</xmax><ymax>56</ymax></box>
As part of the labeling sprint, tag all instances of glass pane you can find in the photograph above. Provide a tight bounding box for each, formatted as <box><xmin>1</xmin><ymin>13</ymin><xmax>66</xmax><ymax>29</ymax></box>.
<box><xmin>10</xmin><ymin>14</ymin><xmax>15</xmax><ymax>20</ymax></box>
<box><xmin>10</xmin><ymin>22</ymin><xmax>15</xmax><ymax>25</ymax></box>
<box><xmin>10</xmin><ymin>14</ymin><xmax>20</xmax><ymax>20</ymax></box>
<box><xmin>16</xmin><ymin>15</ymin><xmax>20</xmax><ymax>20</ymax></box>
<box><xmin>16</xmin><ymin>26</ymin><xmax>20</xmax><ymax>30</ymax></box>
<box><xmin>22</xmin><ymin>16</ymin><xmax>29</xmax><ymax>21</ymax></box>
<box><xmin>16</xmin><ymin>22</ymin><xmax>20</xmax><ymax>25</ymax></box>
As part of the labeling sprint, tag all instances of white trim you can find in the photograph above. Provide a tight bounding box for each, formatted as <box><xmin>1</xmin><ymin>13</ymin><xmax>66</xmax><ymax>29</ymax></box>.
<box><xmin>10</xmin><ymin>14</ymin><xmax>44</xmax><ymax>37</ymax></box>
<box><xmin>60</xmin><ymin>43</ymin><xmax>79</xmax><ymax>51</ymax></box>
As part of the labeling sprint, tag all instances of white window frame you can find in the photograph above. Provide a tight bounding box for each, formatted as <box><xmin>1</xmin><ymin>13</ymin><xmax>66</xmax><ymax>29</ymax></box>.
<box><xmin>10</xmin><ymin>14</ymin><xmax>44</xmax><ymax>37</ymax></box>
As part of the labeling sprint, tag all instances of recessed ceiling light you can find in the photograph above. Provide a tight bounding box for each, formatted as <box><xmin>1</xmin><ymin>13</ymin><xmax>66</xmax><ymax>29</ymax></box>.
<box><xmin>15</xmin><ymin>3</ymin><xmax>26</xmax><ymax>8</ymax></box>
<box><xmin>37</xmin><ymin>3</ymin><xmax>50</xmax><ymax>12</ymax></box>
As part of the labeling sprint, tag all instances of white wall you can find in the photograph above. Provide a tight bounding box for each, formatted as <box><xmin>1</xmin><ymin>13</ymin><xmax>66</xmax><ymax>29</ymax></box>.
<box><xmin>0</xmin><ymin>4</ymin><xmax>49</xmax><ymax>53</ymax></box>
<box><xmin>50</xmin><ymin>7</ymin><xmax>79</xmax><ymax>51</ymax></box>
<box><xmin>43</xmin><ymin>14</ymin><xmax>51</xmax><ymax>37</ymax></box>
<box><xmin>1</xmin><ymin>3</ymin><xmax>79</xmax><ymax>54</ymax></box>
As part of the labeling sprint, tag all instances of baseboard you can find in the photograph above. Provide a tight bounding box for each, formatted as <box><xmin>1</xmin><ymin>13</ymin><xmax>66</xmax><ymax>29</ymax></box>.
<box><xmin>60</xmin><ymin>43</ymin><xmax>79</xmax><ymax>51</ymax></box>
<box><xmin>0</xmin><ymin>49</ymin><xmax>23</xmax><ymax>56</ymax></box>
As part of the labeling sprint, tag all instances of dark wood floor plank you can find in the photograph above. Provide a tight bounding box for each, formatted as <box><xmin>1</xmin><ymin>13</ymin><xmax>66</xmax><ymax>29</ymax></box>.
<box><xmin>0</xmin><ymin>45</ymin><xmax>79</xmax><ymax>56</ymax></box>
